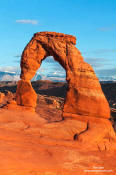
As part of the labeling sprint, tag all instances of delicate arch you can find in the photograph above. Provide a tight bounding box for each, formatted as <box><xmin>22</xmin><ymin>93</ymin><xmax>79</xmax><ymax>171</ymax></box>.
<box><xmin>16</xmin><ymin>31</ymin><xmax>110</xmax><ymax>119</ymax></box>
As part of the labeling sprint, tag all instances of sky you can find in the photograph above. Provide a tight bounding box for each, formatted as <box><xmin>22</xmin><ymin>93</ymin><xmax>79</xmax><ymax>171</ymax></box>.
<box><xmin>0</xmin><ymin>0</ymin><xmax>116</xmax><ymax>81</ymax></box>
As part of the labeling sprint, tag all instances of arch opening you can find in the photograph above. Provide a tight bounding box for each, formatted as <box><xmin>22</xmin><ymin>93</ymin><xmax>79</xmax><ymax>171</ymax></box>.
<box><xmin>32</xmin><ymin>56</ymin><xmax>67</xmax><ymax>122</ymax></box>
<box><xmin>33</xmin><ymin>56</ymin><xmax>66</xmax><ymax>82</ymax></box>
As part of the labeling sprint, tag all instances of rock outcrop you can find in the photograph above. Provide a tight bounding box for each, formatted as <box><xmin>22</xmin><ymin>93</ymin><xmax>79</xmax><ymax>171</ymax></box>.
<box><xmin>17</xmin><ymin>31</ymin><xmax>110</xmax><ymax>118</ymax></box>
<box><xmin>0</xmin><ymin>92</ymin><xmax>5</xmax><ymax>104</ymax></box>
<box><xmin>16</xmin><ymin>31</ymin><xmax>116</xmax><ymax>147</ymax></box>
<box><xmin>16</xmin><ymin>80</ymin><xmax>37</xmax><ymax>109</ymax></box>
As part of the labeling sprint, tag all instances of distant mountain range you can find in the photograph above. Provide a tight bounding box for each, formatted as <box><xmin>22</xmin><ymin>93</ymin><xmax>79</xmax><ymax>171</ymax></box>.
<box><xmin>0</xmin><ymin>70</ymin><xmax>116</xmax><ymax>83</ymax></box>
<box><xmin>0</xmin><ymin>71</ymin><xmax>65</xmax><ymax>82</ymax></box>
<box><xmin>0</xmin><ymin>71</ymin><xmax>20</xmax><ymax>81</ymax></box>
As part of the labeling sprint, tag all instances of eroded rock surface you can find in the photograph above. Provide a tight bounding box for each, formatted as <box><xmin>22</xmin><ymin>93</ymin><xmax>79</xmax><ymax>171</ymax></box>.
<box><xmin>0</xmin><ymin>92</ymin><xmax>5</xmax><ymax>104</ymax></box>
<box><xmin>0</xmin><ymin>108</ymin><xmax>115</xmax><ymax>175</ymax></box>
<box><xmin>16</xmin><ymin>80</ymin><xmax>37</xmax><ymax>109</ymax></box>
<box><xmin>15</xmin><ymin>31</ymin><xmax>116</xmax><ymax>147</ymax></box>
<box><xmin>18</xmin><ymin>31</ymin><xmax>110</xmax><ymax>119</ymax></box>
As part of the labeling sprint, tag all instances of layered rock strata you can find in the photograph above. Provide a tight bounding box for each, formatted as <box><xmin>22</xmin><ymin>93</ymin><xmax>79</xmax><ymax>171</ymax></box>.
<box><xmin>16</xmin><ymin>31</ymin><xmax>116</xmax><ymax>146</ymax></box>
<box><xmin>17</xmin><ymin>31</ymin><xmax>110</xmax><ymax>118</ymax></box>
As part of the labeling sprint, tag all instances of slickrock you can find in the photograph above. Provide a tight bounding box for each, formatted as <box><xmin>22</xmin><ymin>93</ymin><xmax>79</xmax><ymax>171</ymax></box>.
<box><xmin>0</xmin><ymin>109</ymin><xmax>116</xmax><ymax>175</ymax></box>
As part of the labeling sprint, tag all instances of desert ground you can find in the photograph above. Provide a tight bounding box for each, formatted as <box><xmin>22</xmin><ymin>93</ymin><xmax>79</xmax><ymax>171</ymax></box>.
<box><xmin>0</xmin><ymin>80</ymin><xmax>116</xmax><ymax>175</ymax></box>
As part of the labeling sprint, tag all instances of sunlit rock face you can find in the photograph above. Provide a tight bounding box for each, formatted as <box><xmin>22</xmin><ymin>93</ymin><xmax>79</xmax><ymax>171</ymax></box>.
<box><xmin>16</xmin><ymin>31</ymin><xmax>110</xmax><ymax>119</ymax></box>
<box><xmin>16</xmin><ymin>80</ymin><xmax>37</xmax><ymax>109</ymax></box>
<box><xmin>0</xmin><ymin>92</ymin><xmax>5</xmax><ymax>104</ymax></box>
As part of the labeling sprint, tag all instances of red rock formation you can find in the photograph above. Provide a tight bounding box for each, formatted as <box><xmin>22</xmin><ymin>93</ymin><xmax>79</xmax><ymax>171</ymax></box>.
<box><xmin>16</xmin><ymin>80</ymin><xmax>37</xmax><ymax>109</ymax></box>
<box><xmin>0</xmin><ymin>92</ymin><xmax>5</xmax><ymax>104</ymax></box>
<box><xmin>15</xmin><ymin>31</ymin><xmax>116</xmax><ymax>146</ymax></box>
<box><xmin>18</xmin><ymin>31</ymin><xmax>110</xmax><ymax>119</ymax></box>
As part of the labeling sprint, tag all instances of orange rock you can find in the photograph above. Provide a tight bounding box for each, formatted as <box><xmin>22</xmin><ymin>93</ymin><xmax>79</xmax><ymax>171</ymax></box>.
<box><xmin>0</xmin><ymin>125</ymin><xmax>115</xmax><ymax>175</ymax></box>
<box><xmin>16</xmin><ymin>80</ymin><xmax>37</xmax><ymax>108</ymax></box>
<box><xmin>0</xmin><ymin>92</ymin><xmax>5</xmax><ymax>104</ymax></box>
<box><xmin>15</xmin><ymin>31</ymin><xmax>116</xmax><ymax>149</ymax></box>
<box><xmin>19</xmin><ymin>31</ymin><xmax>110</xmax><ymax>119</ymax></box>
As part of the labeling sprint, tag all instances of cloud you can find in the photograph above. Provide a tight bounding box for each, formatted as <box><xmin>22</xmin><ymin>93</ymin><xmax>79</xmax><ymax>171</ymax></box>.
<box><xmin>92</xmin><ymin>66</ymin><xmax>116</xmax><ymax>81</ymax></box>
<box><xmin>84</xmin><ymin>57</ymin><xmax>108</xmax><ymax>68</ymax></box>
<box><xmin>14</xmin><ymin>55</ymin><xmax>21</xmax><ymax>58</ymax></box>
<box><xmin>97</xmin><ymin>49</ymin><xmax>116</xmax><ymax>54</ymax></box>
<box><xmin>14</xmin><ymin>55</ymin><xmax>21</xmax><ymax>63</ymax></box>
<box><xmin>98</xmin><ymin>25</ymin><xmax>116</xmax><ymax>32</ymax></box>
<box><xmin>98</xmin><ymin>24</ymin><xmax>116</xmax><ymax>32</ymax></box>
<box><xmin>98</xmin><ymin>27</ymin><xmax>113</xmax><ymax>32</ymax></box>
<box><xmin>83</xmin><ymin>49</ymin><xmax>116</xmax><ymax>55</ymax></box>
<box><xmin>84</xmin><ymin>57</ymin><xmax>114</xmax><ymax>80</ymax></box>
<box><xmin>16</xmin><ymin>19</ymin><xmax>38</xmax><ymax>25</ymax></box>
<box><xmin>84</xmin><ymin>57</ymin><xmax>107</xmax><ymax>62</ymax></box>
<box><xmin>96</xmin><ymin>67</ymin><xmax>116</xmax><ymax>77</ymax></box>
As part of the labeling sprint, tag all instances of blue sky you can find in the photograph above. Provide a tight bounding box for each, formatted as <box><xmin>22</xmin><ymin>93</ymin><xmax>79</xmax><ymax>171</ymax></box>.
<box><xmin>0</xmin><ymin>0</ymin><xmax>116</xmax><ymax>81</ymax></box>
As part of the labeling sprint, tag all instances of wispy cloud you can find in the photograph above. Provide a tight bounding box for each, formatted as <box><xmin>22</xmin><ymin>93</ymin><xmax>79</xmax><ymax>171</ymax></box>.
<box><xmin>95</xmin><ymin>67</ymin><xmax>116</xmax><ymax>81</ymax></box>
<box><xmin>83</xmin><ymin>49</ymin><xmax>116</xmax><ymax>55</ymax></box>
<box><xmin>14</xmin><ymin>55</ymin><xmax>21</xmax><ymax>63</ymax></box>
<box><xmin>84</xmin><ymin>57</ymin><xmax>108</xmax><ymax>68</ymax></box>
<box><xmin>98</xmin><ymin>27</ymin><xmax>113</xmax><ymax>32</ymax></box>
<box><xmin>84</xmin><ymin>57</ymin><xmax>107</xmax><ymax>62</ymax></box>
<box><xmin>96</xmin><ymin>67</ymin><xmax>116</xmax><ymax>76</ymax></box>
<box><xmin>16</xmin><ymin>19</ymin><xmax>38</xmax><ymax>25</ymax></box>
<box><xmin>14</xmin><ymin>54</ymin><xmax>21</xmax><ymax>58</ymax></box>
<box><xmin>98</xmin><ymin>25</ymin><xmax>116</xmax><ymax>32</ymax></box>
<box><xmin>85</xmin><ymin>58</ymin><xmax>116</xmax><ymax>81</ymax></box>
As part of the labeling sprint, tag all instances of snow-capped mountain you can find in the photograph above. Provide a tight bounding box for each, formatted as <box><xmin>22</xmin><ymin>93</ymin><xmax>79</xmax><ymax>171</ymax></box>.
<box><xmin>0</xmin><ymin>71</ymin><xmax>20</xmax><ymax>81</ymax></box>
<box><xmin>1</xmin><ymin>70</ymin><xmax>116</xmax><ymax>83</ymax></box>
<box><xmin>0</xmin><ymin>71</ymin><xmax>66</xmax><ymax>82</ymax></box>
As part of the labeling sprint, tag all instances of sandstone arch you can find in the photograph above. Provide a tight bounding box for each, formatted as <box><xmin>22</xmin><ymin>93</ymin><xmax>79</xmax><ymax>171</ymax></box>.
<box><xmin>16</xmin><ymin>31</ymin><xmax>110</xmax><ymax>119</ymax></box>
<box><xmin>16</xmin><ymin>32</ymin><xmax>116</xmax><ymax>148</ymax></box>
